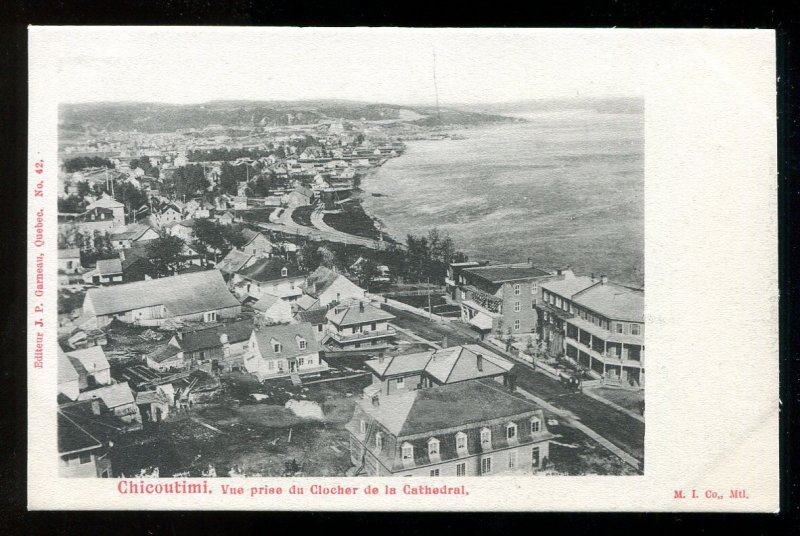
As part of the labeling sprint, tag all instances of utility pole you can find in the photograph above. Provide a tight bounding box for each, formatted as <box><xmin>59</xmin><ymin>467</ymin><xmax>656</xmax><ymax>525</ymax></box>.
<box><xmin>432</xmin><ymin>48</ymin><xmax>442</xmax><ymax>124</ymax></box>
<box><xmin>428</xmin><ymin>276</ymin><xmax>432</xmax><ymax>321</ymax></box>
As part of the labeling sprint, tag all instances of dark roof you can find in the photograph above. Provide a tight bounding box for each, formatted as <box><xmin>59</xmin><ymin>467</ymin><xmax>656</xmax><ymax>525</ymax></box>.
<box><xmin>348</xmin><ymin>380</ymin><xmax>552</xmax><ymax>473</ymax></box>
<box><xmin>464</xmin><ymin>264</ymin><xmax>551</xmax><ymax>284</ymax></box>
<box><xmin>366</xmin><ymin>344</ymin><xmax>513</xmax><ymax>384</ymax></box>
<box><xmin>58</xmin><ymin>412</ymin><xmax>102</xmax><ymax>456</ymax></box>
<box><xmin>96</xmin><ymin>258</ymin><xmax>123</xmax><ymax>275</ymax></box>
<box><xmin>178</xmin><ymin>318</ymin><xmax>254</xmax><ymax>353</ymax></box>
<box><xmin>145</xmin><ymin>343</ymin><xmax>182</xmax><ymax>363</ymax></box>
<box><xmin>237</xmin><ymin>258</ymin><xmax>305</xmax><ymax>283</ymax></box>
<box><xmin>295</xmin><ymin>307</ymin><xmax>329</xmax><ymax>326</ymax></box>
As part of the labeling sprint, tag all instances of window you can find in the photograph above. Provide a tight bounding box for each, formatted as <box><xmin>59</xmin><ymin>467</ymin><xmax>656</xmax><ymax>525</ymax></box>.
<box><xmin>430</xmin><ymin>469</ymin><xmax>440</xmax><ymax>477</ymax></box>
<box><xmin>480</xmin><ymin>427</ymin><xmax>492</xmax><ymax>447</ymax></box>
<box><xmin>277</xmin><ymin>361</ymin><xmax>284</xmax><ymax>371</ymax></box>
<box><xmin>79</xmin><ymin>452</ymin><xmax>92</xmax><ymax>465</ymax></box>
<box><xmin>456</xmin><ymin>462</ymin><xmax>466</xmax><ymax>476</ymax></box>
<box><xmin>396</xmin><ymin>377</ymin><xmax>405</xmax><ymax>389</ymax></box>
<box><xmin>532</xmin><ymin>447</ymin><xmax>540</xmax><ymax>467</ymax></box>
<box><xmin>299</xmin><ymin>339</ymin><xmax>307</xmax><ymax>350</ymax></box>
<box><xmin>281</xmin><ymin>267</ymin><xmax>288</xmax><ymax>277</ymax></box>
<box><xmin>514</xmin><ymin>320</ymin><xmax>520</xmax><ymax>331</ymax></box>
<box><xmin>508</xmin><ymin>451</ymin><xmax>518</xmax><ymax>469</ymax></box>
<box><xmin>506</xmin><ymin>423</ymin><xmax>517</xmax><ymax>440</ymax></box>
<box><xmin>514</xmin><ymin>301</ymin><xmax>521</xmax><ymax>312</ymax></box>
<box><xmin>298</xmin><ymin>358</ymin><xmax>305</xmax><ymax>366</ymax></box>
<box><xmin>514</xmin><ymin>283</ymin><xmax>521</xmax><ymax>295</ymax></box>
<box><xmin>401</xmin><ymin>443</ymin><xmax>414</xmax><ymax>461</ymax></box>
<box><xmin>531</xmin><ymin>282</ymin><xmax>538</xmax><ymax>294</ymax></box>
<box><xmin>273</xmin><ymin>343</ymin><xmax>282</xmax><ymax>353</ymax></box>
<box><xmin>371</xmin><ymin>322</ymin><xmax>377</xmax><ymax>331</ymax></box>
<box><xmin>460</xmin><ymin>290</ymin><xmax>466</xmax><ymax>300</ymax></box>
<box><xmin>204</xmin><ymin>311</ymin><xmax>217</xmax><ymax>323</ymax></box>
<box><xmin>631</xmin><ymin>324</ymin><xmax>641</xmax><ymax>336</ymax></box>
<box><xmin>375</xmin><ymin>432</ymin><xmax>382</xmax><ymax>451</ymax></box>
<box><xmin>318</xmin><ymin>324</ymin><xmax>323</xmax><ymax>332</ymax></box>
<box><xmin>555</xmin><ymin>297</ymin><xmax>562</xmax><ymax>308</ymax></box>
<box><xmin>268</xmin><ymin>361</ymin><xmax>274</xmax><ymax>370</ymax></box>
<box><xmin>456</xmin><ymin>432</ymin><xmax>467</xmax><ymax>451</ymax></box>
<box><xmin>481</xmin><ymin>457</ymin><xmax>492</xmax><ymax>475</ymax></box>
<box><xmin>530</xmin><ymin>418</ymin><xmax>541</xmax><ymax>434</ymax></box>
<box><xmin>428</xmin><ymin>437</ymin><xmax>440</xmax><ymax>456</ymax></box>
<box><xmin>359</xmin><ymin>420</ymin><xmax>366</xmax><ymax>434</ymax></box>
<box><xmin>615</xmin><ymin>323</ymin><xmax>624</xmax><ymax>334</ymax></box>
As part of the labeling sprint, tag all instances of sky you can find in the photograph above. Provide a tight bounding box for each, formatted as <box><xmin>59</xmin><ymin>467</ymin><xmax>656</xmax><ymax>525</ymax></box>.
<box><xmin>34</xmin><ymin>27</ymin><xmax>649</xmax><ymax>106</ymax></box>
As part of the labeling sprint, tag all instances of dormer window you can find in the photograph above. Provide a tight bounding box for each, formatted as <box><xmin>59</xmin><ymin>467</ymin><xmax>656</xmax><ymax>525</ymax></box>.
<box><xmin>375</xmin><ymin>432</ymin><xmax>382</xmax><ymax>452</ymax></box>
<box><xmin>401</xmin><ymin>442</ymin><xmax>414</xmax><ymax>461</ymax></box>
<box><xmin>428</xmin><ymin>437</ymin><xmax>440</xmax><ymax>457</ymax></box>
<box><xmin>359</xmin><ymin>419</ymin><xmax>366</xmax><ymax>434</ymax></box>
<box><xmin>506</xmin><ymin>422</ymin><xmax>518</xmax><ymax>440</ymax></box>
<box><xmin>272</xmin><ymin>342</ymin><xmax>282</xmax><ymax>353</ymax></box>
<box><xmin>530</xmin><ymin>417</ymin><xmax>541</xmax><ymax>434</ymax></box>
<box><xmin>456</xmin><ymin>432</ymin><xmax>468</xmax><ymax>451</ymax></box>
<box><xmin>298</xmin><ymin>339</ymin><xmax>307</xmax><ymax>350</ymax></box>
<box><xmin>480</xmin><ymin>427</ymin><xmax>492</xmax><ymax>447</ymax></box>
<box><xmin>281</xmin><ymin>267</ymin><xmax>288</xmax><ymax>277</ymax></box>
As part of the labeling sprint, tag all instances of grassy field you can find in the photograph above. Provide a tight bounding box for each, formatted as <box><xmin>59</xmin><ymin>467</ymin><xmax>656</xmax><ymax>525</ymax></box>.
<box><xmin>291</xmin><ymin>205</ymin><xmax>314</xmax><ymax>227</ymax></box>
<box><xmin>322</xmin><ymin>202</ymin><xmax>383</xmax><ymax>240</ymax></box>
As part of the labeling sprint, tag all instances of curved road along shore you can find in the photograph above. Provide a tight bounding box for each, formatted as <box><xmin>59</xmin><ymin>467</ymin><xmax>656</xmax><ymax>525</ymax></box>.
<box><xmin>249</xmin><ymin>204</ymin><xmax>393</xmax><ymax>250</ymax></box>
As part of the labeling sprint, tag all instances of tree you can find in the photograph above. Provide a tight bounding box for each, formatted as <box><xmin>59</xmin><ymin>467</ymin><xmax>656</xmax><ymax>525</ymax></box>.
<box><xmin>298</xmin><ymin>241</ymin><xmax>321</xmax><ymax>272</ymax></box>
<box><xmin>355</xmin><ymin>258</ymin><xmax>379</xmax><ymax>289</ymax></box>
<box><xmin>318</xmin><ymin>246</ymin><xmax>337</xmax><ymax>269</ymax></box>
<box><xmin>146</xmin><ymin>235</ymin><xmax>186</xmax><ymax>277</ymax></box>
<box><xmin>222</xmin><ymin>225</ymin><xmax>247</xmax><ymax>250</ymax></box>
<box><xmin>193</xmin><ymin>219</ymin><xmax>227</xmax><ymax>254</ymax></box>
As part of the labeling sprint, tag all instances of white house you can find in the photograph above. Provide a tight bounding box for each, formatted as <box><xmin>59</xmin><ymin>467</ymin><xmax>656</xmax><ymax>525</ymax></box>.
<box><xmin>244</xmin><ymin>322</ymin><xmax>328</xmax><ymax>380</ymax></box>
<box><xmin>301</xmin><ymin>266</ymin><xmax>366</xmax><ymax>308</ymax></box>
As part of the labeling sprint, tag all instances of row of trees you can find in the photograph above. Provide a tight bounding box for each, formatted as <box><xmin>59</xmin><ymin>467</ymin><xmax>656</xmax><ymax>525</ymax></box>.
<box><xmin>190</xmin><ymin>220</ymin><xmax>248</xmax><ymax>261</ymax></box>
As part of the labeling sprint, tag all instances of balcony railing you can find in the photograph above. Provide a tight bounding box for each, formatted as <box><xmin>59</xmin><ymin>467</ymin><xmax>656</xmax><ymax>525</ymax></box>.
<box><xmin>328</xmin><ymin>327</ymin><xmax>397</xmax><ymax>343</ymax></box>
<box><xmin>569</xmin><ymin>337</ymin><xmax>644</xmax><ymax>367</ymax></box>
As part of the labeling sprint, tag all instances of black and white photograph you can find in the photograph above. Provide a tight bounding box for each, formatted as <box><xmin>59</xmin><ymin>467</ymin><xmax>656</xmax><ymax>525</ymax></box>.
<box><xmin>28</xmin><ymin>27</ymin><xmax>778</xmax><ymax>512</ymax></box>
<box><xmin>53</xmin><ymin>30</ymin><xmax>645</xmax><ymax>480</ymax></box>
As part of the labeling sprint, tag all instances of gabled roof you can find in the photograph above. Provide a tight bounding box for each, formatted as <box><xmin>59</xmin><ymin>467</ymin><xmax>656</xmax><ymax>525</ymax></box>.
<box><xmin>302</xmin><ymin>266</ymin><xmax>364</xmax><ymax>298</ymax></box>
<box><xmin>540</xmin><ymin>276</ymin><xmax>597</xmax><ymax>298</ymax></box>
<box><xmin>77</xmin><ymin>382</ymin><xmax>135</xmax><ymax>409</ymax></box>
<box><xmin>58</xmin><ymin>347</ymin><xmax>79</xmax><ymax>385</ymax></box>
<box><xmin>294</xmin><ymin>294</ymin><xmax>319</xmax><ymax>311</ymax></box>
<box><xmin>295</xmin><ymin>307</ymin><xmax>329</xmax><ymax>326</ymax></box>
<box><xmin>86</xmin><ymin>194</ymin><xmax>123</xmax><ymax>210</ymax></box>
<box><xmin>65</xmin><ymin>346</ymin><xmax>110</xmax><ymax>375</ymax></box>
<box><xmin>59</xmin><ymin>248</ymin><xmax>81</xmax><ymax>259</ymax></box>
<box><xmin>85</xmin><ymin>270</ymin><xmax>240</xmax><ymax>317</ymax></box>
<box><xmin>325</xmin><ymin>302</ymin><xmax>394</xmax><ymax>327</ymax></box>
<box><xmin>252</xmin><ymin>322</ymin><xmax>320</xmax><ymax>361</ymax></box>
<box><xmin>58</xmin><ymin>412</ymin><xmax>102</xmax><ymax>456</ymax></box>
<box><xmin>110</xmin><ymin>223</ymin><xmax>155</xmax><ymax>242</ymax></box>
<box><xmin>96</xmin><ymin>258</ymin><xmax>123</xmax><ymax>275</ymax></box>
<box><xmin>251</xmin><ymin>294</ymin><xmax>282</xmax><ymax>312</ymax></box>
<box><xmin>240</xmin><ymin>227</ymin><xmax>272</xmax><ymax>247</ymax></box>
<box><xmin>216</xmin><ymin>249</ymin><xmax>254</xmax><ymax>274</ymax></box>
<box><xmin>237</xmin><ymin>258</ymin><xmax>305</xmax><ymax>283</ymax></box>
<box><xmin>178</xmin><ymin>318</ymin><xmax>254</xmax><ymax>353</ymax></box>
<box><xmin>365</xmin><ymin>344</ymin><xmax>513</xmax><ymax>384</ymax></box>
<box><xmin>145</xmin><ymin>343</ymin><xmax>182</xmax><ymax>363</ymax></box>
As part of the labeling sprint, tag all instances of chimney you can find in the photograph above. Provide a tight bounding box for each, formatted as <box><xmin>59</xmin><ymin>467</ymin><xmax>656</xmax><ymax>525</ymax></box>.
<box><xmin>91</xmin><ymin>396</ymin><xmax>101</xmax><ymax>415</ymax></box>
<box><xmin>600</xmin><ymin>275</ymin><xmax>608</xmax><ymax>285</ymax></box>
<box><xmin>378</xmin><ymin>354</ymin><xmax>384</xmax><ymax>364</ymax></box>
<box><xmin>591</xmin><ymin>273</ymin><xmax>595</xmax><ymax>282</ymax></box>
<box><xmin>359</xmin><ymin>301</ymin><xmax>365</xmax><ymax>313</ymax></box>
<box><xmin>477</xmin><ymin>354</ymin><xmax>483</xmax><ymax>372</ymax></box>
<box><xmin>442</xmin><ymin>335</ymin><xmax>448</xmax><ymax>348</ymax></box>
<box><xmin>372</xmin><ymin>395</ymin><xmax>380</xmax><ymax>407</ymax></box>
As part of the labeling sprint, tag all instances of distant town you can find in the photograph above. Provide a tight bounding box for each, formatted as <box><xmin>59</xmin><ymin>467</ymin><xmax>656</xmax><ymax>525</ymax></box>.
<box><xmin>57</xmin><ymin>101</ymin><xmax>644</xmax><ymax>479</ymax></box>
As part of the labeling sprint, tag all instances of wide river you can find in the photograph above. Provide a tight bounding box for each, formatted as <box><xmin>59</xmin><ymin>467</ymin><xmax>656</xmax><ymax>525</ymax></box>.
<box><xmin>360</xmin><ymin>108</ymin><xmax>644</xmax><ymax>287</ymax></box>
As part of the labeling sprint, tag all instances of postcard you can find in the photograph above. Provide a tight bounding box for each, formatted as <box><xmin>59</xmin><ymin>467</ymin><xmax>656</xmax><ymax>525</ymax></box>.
<box><xmin>27</xmin><ymin>27</ymin><xmax>778</xmax><ymax>511</ymax></box>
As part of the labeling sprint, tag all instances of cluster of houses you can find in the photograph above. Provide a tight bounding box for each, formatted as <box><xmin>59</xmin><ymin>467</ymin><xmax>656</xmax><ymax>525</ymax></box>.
<box><xmin>446</xmin><ymin>260</ymin><xmax>645</xmax><ymax>387</ymax></box>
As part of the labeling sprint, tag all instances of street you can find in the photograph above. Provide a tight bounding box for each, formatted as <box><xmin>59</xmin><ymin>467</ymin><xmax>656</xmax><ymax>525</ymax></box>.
<box><xmin>381</xmin><ymin>303</ymin><xmax>645</xmax><ymax>464</ymax></box>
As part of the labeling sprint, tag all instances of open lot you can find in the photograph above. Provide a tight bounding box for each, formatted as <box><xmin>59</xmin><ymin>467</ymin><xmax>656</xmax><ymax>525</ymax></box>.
<box><xmin>111</xmin><ymin>372</ymin><xmax>371</xmax><ymax>477</ymax></box>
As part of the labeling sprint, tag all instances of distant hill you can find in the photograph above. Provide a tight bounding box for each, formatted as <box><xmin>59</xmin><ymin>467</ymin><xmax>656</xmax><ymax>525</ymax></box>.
<box><xmin>58</xmin><ymin>100</ymin><xmax>521</xmax><ymax>135</ymax></box>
